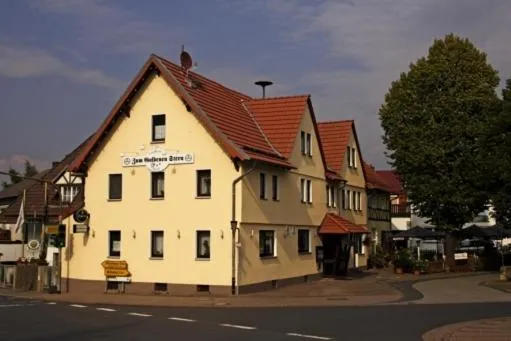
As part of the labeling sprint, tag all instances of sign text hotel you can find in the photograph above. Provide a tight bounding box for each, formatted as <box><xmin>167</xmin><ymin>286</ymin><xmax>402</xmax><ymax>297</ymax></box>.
<box><xmin>122</xmin><ymin>148</ymin><xmax>194</xmax><ymax>172</ymax></box>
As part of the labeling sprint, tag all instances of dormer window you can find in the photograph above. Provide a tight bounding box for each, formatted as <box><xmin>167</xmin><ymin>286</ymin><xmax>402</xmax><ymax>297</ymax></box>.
<box><xmin>61</xmin><ymin>185</ymin><xmax>79</xmax><ymax>203</ymax></box>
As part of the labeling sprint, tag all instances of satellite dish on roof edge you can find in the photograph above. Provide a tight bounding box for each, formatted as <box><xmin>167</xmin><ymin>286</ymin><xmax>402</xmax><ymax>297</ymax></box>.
<box><xmin>180</xmin><ymin>45</ymin><xmax>193</xmax><ymax>71</ymax></box>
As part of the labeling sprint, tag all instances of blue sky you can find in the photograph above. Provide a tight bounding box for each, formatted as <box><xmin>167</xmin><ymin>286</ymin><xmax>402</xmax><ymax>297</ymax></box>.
<box><xmin>1</xmin><ymin>0</ymin><xmax>510</xmax><ymax>177</ymax></box>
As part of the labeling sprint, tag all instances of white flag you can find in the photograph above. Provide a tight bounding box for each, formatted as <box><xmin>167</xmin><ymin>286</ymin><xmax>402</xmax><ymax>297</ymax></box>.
<box><xmin>14</xmin><ymin>195</ymin><xmax>24</xmax><ymax>233</ymax></box>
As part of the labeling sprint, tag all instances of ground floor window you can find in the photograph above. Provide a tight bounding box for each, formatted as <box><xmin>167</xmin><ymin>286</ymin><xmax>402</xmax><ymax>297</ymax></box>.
<box><xmin>196</xmin><ymin>230</ymin><xmax>211</xmax><ymax>259</ymax></box>
<box><xmin>151</xmin><ymin>231</ymin><xmax>164</xmax><ymax>258</ymax></box>
<box><xmin>109</xmin><ymin>230</ymin><xmax>121</xmax><ymax>257</ymax></box>
<box><xmin>297</xmin><ymin>229</ymin><xmax>311</xmax><ymax>253</ymax></box>
<box><xmin>259</xmin><ymin>230</ymin><xmax>276</xmax><ymax>257</ymax></box>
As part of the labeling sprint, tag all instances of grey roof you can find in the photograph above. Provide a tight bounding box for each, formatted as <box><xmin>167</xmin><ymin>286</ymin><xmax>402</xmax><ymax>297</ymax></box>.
<box><xmin>0</xmin><ymin>169</ymin><xmax>51</xmax><ymax>200</ymax></box>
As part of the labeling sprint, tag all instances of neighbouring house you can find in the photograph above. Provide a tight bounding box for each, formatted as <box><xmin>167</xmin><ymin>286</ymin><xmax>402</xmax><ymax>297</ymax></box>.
<box><xmin>55</xmin><ymin>52</ymin><xmax>374</xmax><ymax>296</ymax></box>
<box><xmin>0</xmin><ymin>137</ymin><xmax>92</xmax><ymax>265</ymax></box>
<box><xmin>363</xmin><ymin>163</ymin><xmax>392</xmax><ymax>251</ymax></box>
<box><xmin>376</xmin><ymin>170</ymin><xmax>411</xmax><ymax>231</ymax></box>
<box><xmin>317</xmin><ymin>120</ymin><xmax>369</xmax><ymax>275</ymax></box>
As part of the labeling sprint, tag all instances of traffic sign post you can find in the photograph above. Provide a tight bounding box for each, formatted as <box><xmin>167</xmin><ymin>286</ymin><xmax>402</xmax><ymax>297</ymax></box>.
<box><xmin>101</xmin><ymin>260</ymin><xmax>131</xmax><ymax>293</ymax></box>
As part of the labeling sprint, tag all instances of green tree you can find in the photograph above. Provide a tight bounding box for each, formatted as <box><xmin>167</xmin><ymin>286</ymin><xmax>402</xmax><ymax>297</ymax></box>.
<box><xmin>379</xmin><ymin>34</ymin><xmax>500</xmax><ymax>232</ymax></box>
<box><xmin>485</xmin><ymin>79</ymin><xmax>511</xmax><ymax>229</ymax></box>
<box><xmin>1</xmin><ymin>160</ymin><xmax>39</xmax><ymax>189</ymax></box>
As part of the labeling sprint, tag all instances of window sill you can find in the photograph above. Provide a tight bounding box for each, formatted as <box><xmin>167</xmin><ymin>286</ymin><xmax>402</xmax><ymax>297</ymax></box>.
<box><xmin>150</xmin><ymin>197</ymin><xmax>165</xmax><ymax>201</ymax></box>
<box><xmin>107</xmin><ymin>256</ymin><xmax>120</xmax><ymax>259</ymax></box>
<box><xmin>151</xmin><ymin>140</ymin><xmax>165</xmax><ymax>144</ymax></box>
<box><xmin>298</xmin><ymin>251</ymin><xmax>312</xmax><ymax>255</ymax></box>
<box><xmin>195</xmin><ymin>195</ymin><xmax>211</xmax><ymax>199</ymax></box>
<box><xmin>107</xmin><ymin>199</ymin><xmax>122</xmax><ymax>202</ymax></box>
<box><xmin>195</xmin><ymin>257</ymin><xmax>210</xmax><ymax>261</ymax></box>
<box><xmin>260</xmin><ymin>255</ymin><xmax>277</xmax><ymax>260</ymax></box>
<box><xmin>150</xmin><ymin>257</ymin><xmax>164</xmax><ymax>260</ymax></box>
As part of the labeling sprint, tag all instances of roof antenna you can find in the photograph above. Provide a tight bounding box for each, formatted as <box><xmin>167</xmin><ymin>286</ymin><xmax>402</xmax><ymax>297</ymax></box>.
<box><xmin>254</xmin><ymin>80</ymin><xmax>273</xmax><ymax>99</ymax></box>
<box><xmin>180</xmin><ymin>45</ymin><xmax>193</xmax><ymax>76</ymax></box>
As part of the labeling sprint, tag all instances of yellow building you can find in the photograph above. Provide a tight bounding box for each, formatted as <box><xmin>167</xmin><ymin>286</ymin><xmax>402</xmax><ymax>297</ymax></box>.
<box><xmin>57</xmin><ymin>53</ymin><xmax>369</xmax><ymax>295</ymax></box>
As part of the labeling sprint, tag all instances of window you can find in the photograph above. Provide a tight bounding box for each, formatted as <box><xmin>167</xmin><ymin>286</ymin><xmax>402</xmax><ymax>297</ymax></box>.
<box><xmin>298</xmin><ymin>229</ymin><xmax>311</xmax><ymax>253</ymax></box>
<box><xmin>152</xmin><ymin>114</ymin><xmax>166</xmax><ymax>142</ymax></box>
<box><xmin>353</xmin><ymin>235</ymin><xmax>362</xmax><ymax>254</ymax></box>
<box><xmin>109</xmin><ymin>230</ymin><xmax>121</xmax><ymax>257</ymax></box>
<box><xmin>347</xmin><ymin>190</ymin><xmax>352</xmax><ymax>210</ymax></box>
<box><xmin>196</xmin><ymin>170</ymin><xmax>211</xmax><ymax>197</ymax></box>
<box><xmin>272</xmin><ymin>175</ymin><xmax>279</xmax><ymax>201</ymax></box>
<box><xmin>151</xmin><ymin>172</ymin><xmax>164</xmax><ymax>198</ymax></box>
<box><xmin>357</xmin><ymin>192</ymin><xmax>362</xmax><ymax>211</ymax></box>
<box><xmin>306</xmin><ymin>179</ymin><xmax>312</xmax><ymax>203</ymax></box>
<box><xmin>259</xmin><ymin>173</ymin><xmax>266</xmax><ymax>199</ymax></box>
<box><xmin>326</xmin><ymin>185</ymin><xmax>331</xmax><ymax>207</ymax></box>
<box><xmin>342</xmin><ymin>189</ymin><xmax>346</xmax><ymax>210</ymax></box>
<box><xmin>259</xmin><ymin>230</ymin><xmax>275</xmax><ymax>257</ymax></box>
<box><xmin>352</xmin><ymin>190</ymin><xmax>357</xmax><ymax>210</ymax></box>
<box><xmin>332</xmin><ymin>187</ymin><xmax>337</xmax><ymax>208</ymax></box>
<box><xmin>306</xmin><ymin>133</ymin><xmax>312</xmax><ymax>156</ymax></box>
<box><xmin>108</xmin><ymin>174</ymin><xmax>122</xmax><ymax>200</ymax></box>
<box><xmin>150</xmin><ymin>231</ymin><xmax>164</xmax><ymax>258</ymax></box>
<box><xmin>61</xmin><ymin>185</ymin><xmax>79</xmax><ymax>203</ymax></box>
<box><xmin>300</xmin><ymin>178</ymin><xmax>306</xmax><ymax>203</ymax></box>
<box><xmin>347</xmin><ymin>146</ymin><xmax>351</xmax><ymax>167</ymax></box>
<box><xmin>352</xmin><ymin>148</ymin><xmax>357</xmax><ymax>168</ymax></box>
<box><xmin>196</xmin><ymin>231</ymin><xmax>210</xmax><ymax>259</ymax></box>
<box><xmin>300</xmin><ymin>131</ymin><xmax>306</xmax><ymax>154</ymax></box>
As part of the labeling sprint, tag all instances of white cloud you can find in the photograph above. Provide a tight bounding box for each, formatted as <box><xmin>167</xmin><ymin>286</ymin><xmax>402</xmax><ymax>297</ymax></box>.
<box><xmin>222</xmin><ymin>0</ymin><xmax>511</xmax><ymax>168</ymax></box>
<box><xmin>28</xmin><ymin>0</ymin><xmax>185</xmax><ymax>56</ymax></box>
<box><xmin>0</xmin><ymin>45</ymin><xmax>124</xmax><ymax>90</ymax></box>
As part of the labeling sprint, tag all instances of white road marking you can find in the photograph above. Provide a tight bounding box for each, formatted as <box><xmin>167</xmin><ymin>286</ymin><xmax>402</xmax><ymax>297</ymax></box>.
<box><xmin>46</xmin><ymin>302</ymin><xmax>57</xmax><ymax>305</ymax></box>
<box><xmin>286</xmin><ymin>332</ymin><xmax>332</xmax><ymax>340</ymax></box>
<box><xmin>168</xmin><ymin>317</ymin><xmax>196</xmax><ymax>322</ymax></box>
<box><xmin>128</xmin><ymin>312</ymin><xmax>151</xmax><ymax>317</ymax></box>
<box><xmin>220</xmin><ymin>323</ymin><xmax>257</xmax><ymax>330</ymax></box>
<box><xmin>69</xmin><ymin>304</ymin><xmax>87</xmax><ymax>308</ymax></box>
<box><xmin>0</xmin><ymin>304</ymin><xmax>23</xmax><ymax>307</ymax></box>
<box><xmin>96</xmin><ymin>307</ymin><xmax>116</xmax><ymax>312</ymax></box>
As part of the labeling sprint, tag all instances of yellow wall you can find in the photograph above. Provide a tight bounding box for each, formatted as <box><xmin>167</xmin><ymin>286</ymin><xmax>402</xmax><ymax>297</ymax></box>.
<box><xmin>63</xmin><ymin>74</ymin><xmax>240</xmax><ymax>286</ymax></box>
<box><xmin>239</xmin><ymin>106</ymin><xmax>326</xmax><ymax>284</ymax></box>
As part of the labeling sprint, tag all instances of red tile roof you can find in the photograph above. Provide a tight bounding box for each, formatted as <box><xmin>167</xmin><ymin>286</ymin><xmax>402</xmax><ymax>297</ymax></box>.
<box><xmin>363</xmin><ymin>162</ymin><xmax>393</xmax><ymax>192</ymax></box>
<box><xmin>244</xmin><ymin>95</ymin><xmax>309</xmax><ymax>158</ymax></box>
<box><xmin>319</xmin><ymin>213</ymin><xmax>368</xmax><ymax>234</ymax></box>
<box><xmin>375</xmin><ymin>170</ymin><xmax>403</xmax><ymax>194</ymax></box>
<box><xmin>317</xmin><ymin>120</ymin><xmax>353</xmax><ymax>174</ymax></box>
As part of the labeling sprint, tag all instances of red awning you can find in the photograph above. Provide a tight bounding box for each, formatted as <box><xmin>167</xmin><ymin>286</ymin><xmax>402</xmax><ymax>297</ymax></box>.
<box><xmin>319</xmin><ymin>213</ymin><xmax>369</xmax><ymax>234</ymax></box>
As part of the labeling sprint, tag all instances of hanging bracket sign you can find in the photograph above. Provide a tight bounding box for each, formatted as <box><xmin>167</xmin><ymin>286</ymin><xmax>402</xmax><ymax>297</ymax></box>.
<box><xmin>121</xmin><ymin>148</ymin><xmax>194</xmax><ymax>172</ymax></box>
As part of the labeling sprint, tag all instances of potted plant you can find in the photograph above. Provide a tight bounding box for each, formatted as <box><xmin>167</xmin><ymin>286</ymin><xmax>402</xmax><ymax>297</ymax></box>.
<box><xmin>413</xmin><ymin>259</ymin><xmax>428</xmax><ymax>275</ymax></box>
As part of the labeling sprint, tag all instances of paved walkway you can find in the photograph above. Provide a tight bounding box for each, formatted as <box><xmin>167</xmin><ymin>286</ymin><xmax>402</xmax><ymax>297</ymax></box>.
<box><xmin>423</xmin><ymin>317</ymin><xmax>511</xmax><ymax>341</ymax></box>
<box><xmin>413</xmin><ymin>274</ymin><xmax>511</xmax><ymax>304</ymax></box>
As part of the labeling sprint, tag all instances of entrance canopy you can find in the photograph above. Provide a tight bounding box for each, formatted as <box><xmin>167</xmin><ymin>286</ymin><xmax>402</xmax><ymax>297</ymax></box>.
<box><xmin>319</xmin><ymin>213</ymin><xmax>368</xmax><ymax>234</ymax></box>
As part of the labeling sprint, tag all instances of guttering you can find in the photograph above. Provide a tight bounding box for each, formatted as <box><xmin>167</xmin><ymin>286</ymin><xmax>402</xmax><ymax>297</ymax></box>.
<box><xmin>231</xmin><ymin>160</ymin><xmax>256</xmax><ymax>296</ymax></box>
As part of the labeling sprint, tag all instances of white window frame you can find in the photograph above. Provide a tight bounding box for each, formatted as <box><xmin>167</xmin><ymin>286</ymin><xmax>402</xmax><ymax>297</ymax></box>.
<box><xmin>61</xmin><ymin>185</ymin><xmax>79</xmax><ymax>203</ymax></box>
<box><xmin>306</xmin><ymin>179</ymin><xmax>312</xmax><ymax>203</ymax></box>
<box><xmin>352</xmin><ymin>147</ymin><xmax>357</xmax><ymax>168</ymax></box>
<box><xmin>347</xmin><ymin>190</ymin><xmax>352</xmax><ymax>210</ymax></box>
<box><xmin>150</xmin><ymin>230</ymin><xmax>164</xmax><ymax>258</ymax></box>
<box><xmin>332</xmin><ymin>187</ymin><xmax>337</xmax><ymax>208</ymax></box>
<box><xmin>259</xmin><ymin>230</ymin><xmax>277</xmax><ymax>257</ymax></box>
<box><xmin>326</xmin><ymin>185</ymin><xmax>331</xmax><ymax>207</ymax></box>
<box><xmin>300</xmin><ymin>178</ymin><xmax>306</xmax><ymax>203</ymax></box>
<box><xmin>306</xmin><ymin>133</ymin><xmax>312</xmax><ymax>156</ymax></box>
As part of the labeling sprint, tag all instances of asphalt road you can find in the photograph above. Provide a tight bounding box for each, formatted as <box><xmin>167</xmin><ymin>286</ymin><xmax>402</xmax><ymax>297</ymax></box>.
<box><xmin>1</xmin><ymin>296</ymin><xmax>511</xmax><ymax>341</ymax></box>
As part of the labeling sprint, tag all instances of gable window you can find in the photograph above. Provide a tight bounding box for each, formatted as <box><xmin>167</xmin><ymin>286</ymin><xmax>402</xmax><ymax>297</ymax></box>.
<box><xmin>347</xmin><ymin>146</ymin><xmax>352</xmax><ymax>167</ymax></box>
<box><xmin>109</xmin><ymin>230</ymin><xmax>121</xmax><ymax>257</ymax></box>
<box><xmin>259</xmin><ymin>230</ymin><xmax>276</xmax><ymax>257</ymax></box>
<box><xmin>342</xmin><ymin>189</ymin><xmax>346</xmax><ymax>210</ymax></box>
<box><xmin>300</xmin><ymin>131</ymin><xmax>306</xmax><ymax>155</ymax></box>
<box><xmin>108</xmin><ymin>174</ymin><xmax>122</xmax><ymax>200</ymax></box>
<box><xmin>260</xmin><ymin>173</ymin><xmax>267</xmax><ymax>199</ymax></box>
<box><xmin>196</xmin><ymin>169</ymin><xmax>211</xmax><ymax>197</ymax></box>
<box><xmin>357</xmin><ymin>192</ymin><xmax>362</xmax><ymax>211</ymax></box>
<box><xmin>152</xmin><ymin>114</ymin><xmax>166</xmax><ymax>142</ymax></box>
<box><xmin>306</xmin><ymin>179</ymin><xmax>312</xmax><ymax>203</ymax></box>
<box><xmin>272</xmin><ymin>175</ymin><xmax>279</xmax><ymax>201</ymax></box>
<box><xmin>351</xmin><ymin>148</ymin><xmax>357</xmax><ymax>168</ymax></box>
<box><xmin>347</xmin><ymin>190</ymin><xmax>352</xmax><ymax>210</ymax></box>
<box><xmin>151</xmin><ymin>231</ymin><xmax>164</xmax><ymax>258</ymax></box>
<box><xmin>61</xmin><ymin>185</ymin><xmax>79</xmax><ymax>203</ymax></box>
<box><xmin>196</xmin><ymin>230</ymin><xmax>211</xmax><ymax>259</ymax></box>
<box><xmin>301</xmin><ymin>179</ymin><xmax>306</xmax><ymax>203</ymax></box>
<box><xmin>298</xmin><ymin>229</ymin><xmax>311</xmax><ymax>253</ymax></box>
<box><xmin>326</xmin><ymin>185</ymin><xmax>331</xmax><ymax>207</ymax></box>
<box><xmin>151</xmin><ymin>172</ymin><xmax>165</xmax><ymax>198</ymax></box>
<box><xmin>332</xmin><ymin>186</ymin><xmax>337</xmax><ymax>208</ymax></box>
<box><xmin>352</xmin><ymin>191</ymin><xmax>357</xmax><ymax>210</ymax></box>
<box><xmin>306</xmin><ymin>133</ymin><xmax>312</xmax><ymax>156</ymax></box>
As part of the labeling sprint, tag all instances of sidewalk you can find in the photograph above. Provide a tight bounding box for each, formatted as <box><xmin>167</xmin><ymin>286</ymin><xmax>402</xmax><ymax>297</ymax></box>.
<box><xmin>423</xmin><ymin>317</ymin><xmax>511</xmax><ymax>341</ymax></box>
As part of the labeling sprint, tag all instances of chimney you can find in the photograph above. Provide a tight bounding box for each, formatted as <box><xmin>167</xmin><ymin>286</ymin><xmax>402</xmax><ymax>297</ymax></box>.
<box><xmin>254</xmin><ymin>80</ymin><xmax>273</xmax><ymax>99</ymax></box>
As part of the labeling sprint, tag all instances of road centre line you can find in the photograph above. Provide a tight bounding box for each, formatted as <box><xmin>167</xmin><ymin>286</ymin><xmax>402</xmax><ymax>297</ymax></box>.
<box><xmin>128</xmin><ymin>312</ymin><xmax>152</xmax><ymax>317</ymax></box>
<box><xmin>46</xmin><ymin>302</ymin><xmax>57</xmax><ymax>305</ymax></box>
<box><xmin>96</xmin><ymin>307</ymin><xmax>116</xmax><ymax>312</ymax></box>
<box><xmin>169</xmin><ymin>317</ymin><xmax>196</xmax><ymax>322</ymax></box>
<box><xmin>220</xmin><ymin>323</ymin><xmax>257</xmax><ymax>330</ymax></box>
<box><xmin>69</xmin><ymin>304</ymin><xmax>87</xmax><ymax>308</ymax></box>
<box><xmin>286</xmin><ymin>332</ymin><xmax>333</xmax><ymax>340</ymax></box>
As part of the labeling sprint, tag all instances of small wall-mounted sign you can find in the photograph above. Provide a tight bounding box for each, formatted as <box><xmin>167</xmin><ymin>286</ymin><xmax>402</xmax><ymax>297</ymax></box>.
<box><xmin>73</xmin><ymin>209</ymin><xmax>89</xmax><ymax>224</ymax></box>
<box><xmin>121</xmin><ymin>147</ymin><xmax>194</xmax><ymax>172</ymax></box>
<box><xmin>73</xmin><ymin>224</ymin><xmax>90</xmax><ymax>234</ymax></box>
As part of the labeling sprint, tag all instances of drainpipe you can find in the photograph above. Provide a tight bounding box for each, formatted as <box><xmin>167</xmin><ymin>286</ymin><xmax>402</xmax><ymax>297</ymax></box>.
<box><xmin>231</xmin><ymin>161</ymin><xmax>256</xmax><ymax>296</ymax></box>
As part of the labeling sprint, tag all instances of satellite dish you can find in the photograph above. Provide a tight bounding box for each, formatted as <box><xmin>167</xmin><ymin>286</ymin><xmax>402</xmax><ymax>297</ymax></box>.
<box><xmin>180</xmin><ymin>45</ymin><xmax>193</xmax><ymax>71</ymax></box>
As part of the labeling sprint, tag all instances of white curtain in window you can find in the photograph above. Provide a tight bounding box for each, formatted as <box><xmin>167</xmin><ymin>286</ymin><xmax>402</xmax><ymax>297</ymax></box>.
<box><xmin>152</xmin><ymin>232</ymin><xmax>163</xmax><ymax>255</ymax></box>
<box><xmin>200</xmin><ymin>176</ymin><xmax>211</xmax><ymax>195</ymax></box>
<box><xmin>156</xmin><ymin>176</ymin><xmax>164</xmax><ymax>195</ymax></box>
<box><xmin>154</xmin><ymin>125</ymin><xmax>165</xmax><ymax>140</ymax></box>
<box><xmin>198</xmin><ymin>233</ymin><xmax>210</xmax><ymax>257</ymax></box>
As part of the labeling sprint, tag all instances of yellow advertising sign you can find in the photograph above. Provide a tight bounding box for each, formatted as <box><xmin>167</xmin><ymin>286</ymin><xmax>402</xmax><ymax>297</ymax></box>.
<box><xmin>101</xmin><ymin>260</ymin><xmax>131</xmax><ymax>277</ymax></box>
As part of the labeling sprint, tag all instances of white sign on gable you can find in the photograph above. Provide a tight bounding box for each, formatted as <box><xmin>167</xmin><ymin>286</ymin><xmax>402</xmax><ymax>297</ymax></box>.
<box><xmin>121</xmin><ymin>148</ymin><xmax>194</xmax><ymax>172</ymax></box>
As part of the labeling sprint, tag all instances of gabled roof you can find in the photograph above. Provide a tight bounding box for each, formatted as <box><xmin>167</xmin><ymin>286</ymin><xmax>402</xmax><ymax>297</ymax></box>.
<box><xmin>70</xmin><ymin>54</ymin><xmax>296</xmax><ymax>172</ymax></box>
<box><xmin>244</xmin><ymin>95</ymin><xmax>309</xmax><ymax>158</ymax></box>
<box><xmin>319</xmin><ymin>213</ymin><xmax>368</xmax><ymax>234</ymax></box>
<box><xmin>317</xmin><ymin>120</ymin><xmax>353</xmax><ymax>174</ymax></box>
<box><xmin>0</xmin><ymin>169</ymin><xmax>50</xmax><ymax>201</ymax></box>
<box><xmin>375</xmin><ymin>170</ymin><xmax>403</xmax><ymax>194</ymax></box>
<box><xmin>0</xmin><ymin>136</ymin><xmax>93</xmax><ymax>224</ymax></box>
<box><xmin>363</xmin><ymin>162</ymin><xmax>393</xmax><ymax>192</ymax></box>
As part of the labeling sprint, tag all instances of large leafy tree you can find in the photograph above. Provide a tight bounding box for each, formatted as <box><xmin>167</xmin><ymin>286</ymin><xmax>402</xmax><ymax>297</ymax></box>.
<box><xmin>1</xmin><ymin>160</ymin><xmax>39</xmax><ymax>189</ymax></box>
<box><xmin>485</xmin><ymin>79</ymin><xmax>511</xmax><ymax>228</ymax></box>
<box><xmin>379</xmin><ymin>34</ymin><xmax>501</xmax><ymax>230</ymax></box>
